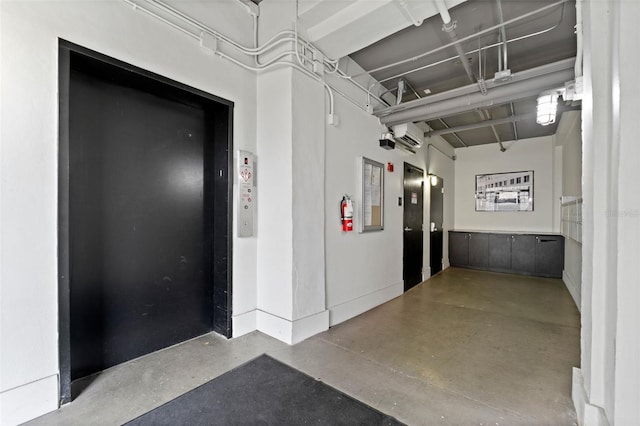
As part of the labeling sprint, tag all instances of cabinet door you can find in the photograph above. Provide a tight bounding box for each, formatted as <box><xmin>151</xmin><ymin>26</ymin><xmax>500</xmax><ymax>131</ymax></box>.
<box><xmin>488</xmin><ymin>234</ymin><xmax>511</xmax><ymax>270</ymax></box>
<box><xmin>535</xmin><ymin>235</ymin><xmax>564</xmax><ymax>277</ymax></box>
<box><xmin>511</xmin><ymin>235</ymin><xmax>536</xmax><ymax>273</ymax></box>
<box><xmin>468</xmin><ymin>233</ymin><xmax>489</xmax><ymax>268</ymax></box>
<box><xmin>449</xmin><ymin>232</ymin><xmax>469</xmax><ymax>266</ymax></box>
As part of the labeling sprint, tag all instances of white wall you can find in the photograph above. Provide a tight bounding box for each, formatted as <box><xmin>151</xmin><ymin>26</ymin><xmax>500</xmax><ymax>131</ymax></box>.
<box><xmin>557</xmin><ymin>111</ymin><xmax>583</xmax><ymax>196</ymax></box>
<box><xmin>453</xmin><ymin>136</ymin><xmax>558</xmax><ymax>233</ymax></box>
<box><xmin>0</xmin><ymin>0</ymin><xmax>461</xmax><ymax>423</ymax></box>
<box><xmin>254</xmin><ymin>65</ymin><xmax>330</xmax><ymax>344</ymax></box>
<box><xmin>428</xmin><ymin>146</ymin><xmax>456</xmax><ymax>270</ymax></box>
<box><xmin>324</xmin><ymin>93</ymin><xmax>455</xmax><ymax>325</ymax></box>
<box><xmin>291</xmin><ymin>70</ymin><xmax>327</xmax><ymax>321</ymax></box>
<box><xmin>555</xmin><ymin>111</ymin><xmax>582</xmax><ymax>310</ymax></box>
<box><xmin>324</xmin><ymin>95</ymin><xmax>405</xmax><ymax>324</ymax></box>
<box><xmin>0</xmin><ymin>2</ymin><xmax>258</xmax><ymax>424</ymax></box>
<box><xmin>574</xmin><ymin>0</ymin><xmax>640</xmax><ymax>424</ymax></box>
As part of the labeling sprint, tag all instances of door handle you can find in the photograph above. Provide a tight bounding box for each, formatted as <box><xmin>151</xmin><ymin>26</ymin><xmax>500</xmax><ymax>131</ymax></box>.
<box><xmin>404</xmin><ymin>227</ymin><xmax>413</xmax><ymax>231</ymax></box>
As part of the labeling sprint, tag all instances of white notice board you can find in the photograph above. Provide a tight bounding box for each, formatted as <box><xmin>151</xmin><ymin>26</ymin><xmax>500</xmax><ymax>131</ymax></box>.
<box><xmin>360</xmin><ymin>157</ymin><xmax>384</xmax><ymax>232</ymax></box>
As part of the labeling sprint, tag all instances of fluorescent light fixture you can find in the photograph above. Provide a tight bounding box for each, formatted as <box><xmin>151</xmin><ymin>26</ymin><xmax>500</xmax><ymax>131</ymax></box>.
<box><xmin>536</xmin><ymin>91</ymin><xmax>559</xmax><ymax>126</ymax></box>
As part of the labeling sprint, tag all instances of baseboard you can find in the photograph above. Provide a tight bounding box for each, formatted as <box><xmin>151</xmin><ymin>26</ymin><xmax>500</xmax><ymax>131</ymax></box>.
<box><xmin>572</xmin><ymin>368</ymin><xmax>610</xmax><ymax>426</ymax></box>
<box><xmin>328</xmin><ymin>281</ymin><xmax>404</xmax><ymax>327</ymax></box>
<box><xmin>256</xmin><ymin>309</ymin><xmax>329</xmax><ymax>345</ymax></box>
<box><xmin>563</xmin><ymin>270</ymin><xmax>581</xmax><ymax>312</ymax></box>
<box><xmin>232</xmin><ymin>310</ymin><xmax>257</xmax><ymax>338</ymax></box>
<box><xmin>0</xmin><ymin>374</ymin><xmax>58</xmax><ymax>425</ymax></box>
<box><xmin>291</xmin><ymin>310</ymin><xmax>329</xmax><ymax>344</ymax></box>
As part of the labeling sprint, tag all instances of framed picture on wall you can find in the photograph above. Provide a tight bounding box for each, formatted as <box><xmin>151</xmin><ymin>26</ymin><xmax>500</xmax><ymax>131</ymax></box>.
<box><xmin>475</xmin><ymin>170</ymin><xmax>534</xmax><ymax>212</ymax></box>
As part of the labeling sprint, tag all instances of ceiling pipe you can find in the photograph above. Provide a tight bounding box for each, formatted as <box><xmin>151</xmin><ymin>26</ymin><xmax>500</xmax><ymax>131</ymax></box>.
<box><xmin>376</xmin><ymin>3</ymin><xmax>567</xmax><ymax>86</ymax></box>
<box><xmin>378</xmin><ymin>66</ymin><xmax>574</xmax><ymax>126</ymax></box>
<box><xmin>428</xmin><ymin>143</ymin><xmax>456</xmax><ymax>161</ymax></box>
<box><xmin>398</xmin><ymin>0</ymin><xmax>424</xmax><ymax>26</ymax></box>
<box><xmin>425</xmin><ymin>113</ymin><xmax>534</xmax><ymax>137</ymax></box>
<box><xmin>509</xmin><ymin>103</ymin><xmax>519</xmax><ymax>140</ymax></box>
<box><xmin>355</xmin><ymin>0</ymin><xmax>569</xmax><ymax>79</ymax></box>
<box><xmin>396</xmin><ymin>79</ymin><xmax>406</xmax><ymax>106</ymax></box>
<box><xmin>435</xmin><ymin>0</ymin><xmax>476</xmax><ymax>83</ymax></box>
<box><xmin>477</xmin><ymin>109</ymin><xmax>506</xmax><ymax>152</ymax></box>
<box><xmin>575</xmin><ymin>0</ymin><xmax>583</xmax><ymax>78</ymax></box>
<box><xmin>496</xmin><ymin>0</ymin><xmax>508</xmax><ymax>71</ymax></box>
<box><xmin>437</xmin><ymin>118</ymin><xmax>468</xmax><ymax>147</ymax></box>
<box><xmin>490</xmin><ymin>123</ymin><xmax>506</xmax><ymax>151</ymax></box>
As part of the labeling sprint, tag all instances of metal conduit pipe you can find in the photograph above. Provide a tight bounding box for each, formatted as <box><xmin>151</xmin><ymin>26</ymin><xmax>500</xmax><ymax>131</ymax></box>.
<box><xmin>435</xmin><ymin>0</ymin><xmax>476</xmax><ymax>83</ymax></box>
<box><xmin>378</xmin><ymin>67</ymin><xmax>574</xmax><ymax>126</ymax></box>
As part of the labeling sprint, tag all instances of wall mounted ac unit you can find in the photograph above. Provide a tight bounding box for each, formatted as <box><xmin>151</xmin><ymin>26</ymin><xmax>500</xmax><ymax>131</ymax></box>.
<box><xmin>391</xmin><ymin>123</ymin><xmax>424</xmax><ymax>149</ymax></box>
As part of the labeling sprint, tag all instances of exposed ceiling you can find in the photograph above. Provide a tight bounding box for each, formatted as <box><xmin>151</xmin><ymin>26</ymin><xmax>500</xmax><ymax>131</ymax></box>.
<box><xmin>152</xmin><ymin>0</ymin><xmax>579</xmax><ymax>149</ymax></box>
<box><xmin>349</xmin><ymin>0</ymin><xmax>579</xmax><ymax>148</ymax></box>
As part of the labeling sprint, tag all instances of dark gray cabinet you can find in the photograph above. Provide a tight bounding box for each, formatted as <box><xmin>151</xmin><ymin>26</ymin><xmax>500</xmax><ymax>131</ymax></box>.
<box><xmin>511</xmin><ymin>235</ymin><xmax>536</xmax><ymax>273</ymax></box>
<box><xmin>468</xmin><ymin>233</ymin><xmax>489</xmax><ymax>268</ymax></box>
<box><xmin>449</xmin><ymin>231</ymin><xmax>564</xmax><ymax>278</ymax></box>
<box><xmin>488</xmin><ymin>234</ymin><xmax>511</xmax><ymax>270</ymax></box>
<box><xmin>534</xmin><ymin>235</ymin><xmax>564</xmax><ymax>277</ymax></box>
<box><xmin>449</xmin><ymin>232</ymin><xmax>469</xmax><ymax>266</ymax></box>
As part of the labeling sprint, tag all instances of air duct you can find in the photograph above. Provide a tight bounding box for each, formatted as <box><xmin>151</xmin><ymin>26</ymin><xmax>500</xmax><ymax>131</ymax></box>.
<box><xmin>375</xmin><ymin>58</ymin><xmax>575</xmax><ymax>126</ymax></box>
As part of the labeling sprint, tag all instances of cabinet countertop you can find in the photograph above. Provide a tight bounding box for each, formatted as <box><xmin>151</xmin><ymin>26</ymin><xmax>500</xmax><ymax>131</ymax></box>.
<box><xmin>450</xmin><ymin>229</ymin><xmax>562</xmax><ymax>236</ymax></box>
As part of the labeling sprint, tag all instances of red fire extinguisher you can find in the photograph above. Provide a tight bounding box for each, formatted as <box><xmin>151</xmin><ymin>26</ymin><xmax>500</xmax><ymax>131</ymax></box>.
<box><xmin>340</xmin><ymin>195</ymin><xmax>353</xmax><ymax>232</ymax></box>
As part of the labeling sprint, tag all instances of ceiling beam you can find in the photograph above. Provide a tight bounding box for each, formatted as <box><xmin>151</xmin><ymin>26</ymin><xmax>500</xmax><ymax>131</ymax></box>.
<box><xmin>425</xmin><ymin>113</ymin><xmax>534</xmax><ymax>138</ymax></box>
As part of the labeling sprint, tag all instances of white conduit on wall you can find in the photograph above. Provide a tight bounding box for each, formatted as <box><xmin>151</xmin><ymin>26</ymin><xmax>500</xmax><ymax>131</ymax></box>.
<box><xmin>124</xmin><ymin>0</ymin><xmax>391</xmax><ymax>118</ymax></box>
<box><xmin>126</xmin><ymin>0</ymin><xmax>575</xmax><ymax>125</ymax></box>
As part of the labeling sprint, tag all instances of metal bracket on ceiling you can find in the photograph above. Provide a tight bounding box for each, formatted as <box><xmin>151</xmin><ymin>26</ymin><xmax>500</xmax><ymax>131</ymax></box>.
<box><xmin>442</xmin><ymin>20</ymin><xmax>457</xmax><ymax>32</ymax></box>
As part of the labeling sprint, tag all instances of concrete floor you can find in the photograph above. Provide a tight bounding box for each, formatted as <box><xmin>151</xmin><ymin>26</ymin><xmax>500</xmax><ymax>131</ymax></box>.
<box><xmin>27</xmin><ymin>267</ymin><xmax>580</xmax><ymax>425</ymax></box>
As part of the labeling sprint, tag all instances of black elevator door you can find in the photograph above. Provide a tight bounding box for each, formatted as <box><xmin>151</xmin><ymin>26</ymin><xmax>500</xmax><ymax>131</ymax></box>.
<box><xmin>69</xmin><ymin>70</ymin><xmax>213</xmax><ymax>380</ymax></box>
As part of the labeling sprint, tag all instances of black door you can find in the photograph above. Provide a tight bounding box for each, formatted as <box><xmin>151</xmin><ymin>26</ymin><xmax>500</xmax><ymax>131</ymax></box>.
<box><xmin>403</xmin><ymin>163</ymin><xmax>424</xmax><ymax>291</ymax></box>
<box><xmin>63</xmin><ymin>47</ymin><xmax>231</xmax><ymax>384</ymax></box>
<box><xmin>429</xmin><ymin>175</ymin><xmax>444</xmax><ymax>276</ymax></box>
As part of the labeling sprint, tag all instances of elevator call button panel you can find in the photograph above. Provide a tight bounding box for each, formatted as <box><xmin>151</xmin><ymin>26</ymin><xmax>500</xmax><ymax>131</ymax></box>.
<box><xmin>237</xmin><ymin>150</ymin><xmax>255</xmax><ymax>238</ymax></box>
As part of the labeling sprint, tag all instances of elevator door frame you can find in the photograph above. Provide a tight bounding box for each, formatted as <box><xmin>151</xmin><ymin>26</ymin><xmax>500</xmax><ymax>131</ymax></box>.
<box><xmin>57</xmin><ymin>40</ymin><xmax>234</xmax><ymax>405</ymax></box>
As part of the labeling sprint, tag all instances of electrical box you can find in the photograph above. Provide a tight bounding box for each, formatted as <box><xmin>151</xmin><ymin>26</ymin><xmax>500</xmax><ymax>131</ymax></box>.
<box><xmin>237</xmin><ymin>150</ymin><xmax>255</xmax><ymax>238</ymax></box>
